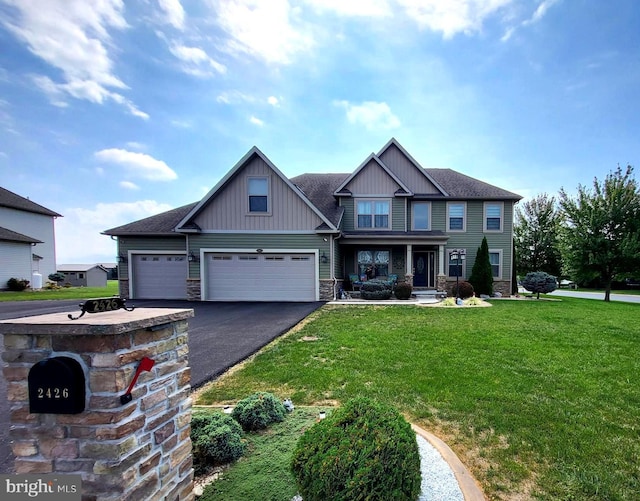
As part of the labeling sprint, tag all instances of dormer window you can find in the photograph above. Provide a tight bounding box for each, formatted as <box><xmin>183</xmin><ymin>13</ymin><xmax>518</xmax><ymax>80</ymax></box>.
<box><xmin>357</xmin><ymin>200</ymin><xmax>390</xmax><ymax>229</ymax></box>
<box><xmin>248</xmin><ymin>177</ymin><xmax>269</xmax><ymax>213</ymax></box>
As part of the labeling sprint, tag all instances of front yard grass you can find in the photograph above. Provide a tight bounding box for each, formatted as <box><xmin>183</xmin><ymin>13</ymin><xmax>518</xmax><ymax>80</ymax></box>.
<box><xmin>197</xmin><ymin>298</ymin><xmax>640</xmax><ymax>500</ymax></box>
<box><xmin>0</xmin><ymin>280</ymin><xmax>119</xmax><ymax>301</ymax></box>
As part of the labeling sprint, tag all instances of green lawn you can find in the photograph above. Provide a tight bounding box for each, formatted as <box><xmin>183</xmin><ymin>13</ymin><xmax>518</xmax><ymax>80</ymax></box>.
<box><xmin>0</xmin><ymin>280</ymin><xmax>119</xmax><ymax>301</ymax></box>
<box><xmin>197</xmin><ymin>298</ymin><xmax>640</xmax><ymax>500</ymax></box>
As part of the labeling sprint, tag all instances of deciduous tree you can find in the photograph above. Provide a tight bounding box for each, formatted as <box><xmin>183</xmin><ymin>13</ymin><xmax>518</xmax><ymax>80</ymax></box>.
<box><xmin>559</xmin><ymin>165</ymin><xmax>640</xmax><ymax>301</ymax></box>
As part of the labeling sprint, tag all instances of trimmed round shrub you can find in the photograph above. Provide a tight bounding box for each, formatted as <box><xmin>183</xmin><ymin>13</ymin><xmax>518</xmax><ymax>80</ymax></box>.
<box><xmin>522</xmin><ymin>271</ymin><xmax>557</xmax><ymax>299</ymax></box>
<box><xmin>361</xmin><ymin>280</ymin><xmax>392</xmax><ymax>300</ymax></box>
<box><xmin>394</xmin><ymin>281</ymin><xmax>413</xmax><ymax>300</ymax></box>
<box><xmin>232</xmin><ymin>391</ymin><xmax>286</xmax><ymax>431</ymax></box>
<box><xmin>7</xmin><ymin>278</ymin><xmax>29</xmax><ymax>291</ymax></box>
<box><xmin>191</xmin><ymin>412</ymin><xmax>246</xmax><ymax>475</ymax></box>
<box><xmin>291</xmin><ymin>397</ymin><xmax>421</xmax><ymax>501</ymax></box>
<box><xmin>453</xmin><ymin>280</ymin><xmax>474</xmax><ymax>299</ymax></box>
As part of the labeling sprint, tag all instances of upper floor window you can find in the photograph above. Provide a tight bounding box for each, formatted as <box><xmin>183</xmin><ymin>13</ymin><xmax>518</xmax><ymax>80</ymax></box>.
<box><xmin>484</xmin><ymin>202</ymin><xmax>503</xmax><ymax>232</ymax></box>
<box><xmin>357</xmin><ymin>200</ymin><xmax>390</xmax><ymax>229</ymax></box>
<box><xmin>412</xmin><ymin>202</ymin><xmax>431</xmax><ymax>230</ymax></box>
<box><xmin>447</xmin><ymin>202</ymin><xmax>466</xmax><ymax>232</ymax></box>
<box><xmin>248</xmin><ymin>177</ymin><xmax>269</xmax><ymax>213</ymax></box>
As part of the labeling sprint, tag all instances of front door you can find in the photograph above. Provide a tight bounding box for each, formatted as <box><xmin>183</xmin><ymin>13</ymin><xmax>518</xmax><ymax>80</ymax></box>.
<box><xmin>413</xmin><ymin>251</ymin><xmax>435</xmax><ymax>287</ymax></box>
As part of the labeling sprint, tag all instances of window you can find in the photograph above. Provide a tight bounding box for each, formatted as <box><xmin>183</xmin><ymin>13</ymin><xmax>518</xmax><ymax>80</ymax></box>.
<box><xmin>248</xmin><ymin>177</ymin><xmax>269</xmax><ymax>213</ymax></box>
<box><xmin>357</xmin><ymin>250</ymin><xmax>389</xmax><ymax>278</ymax></box>
<box><xmin>78</xmin><ymin>273</ymin><xmax>84</xmax><ymax>279</ymax></box>
<box><xmin>447</xmin><ymin>202</ymin><xmax>466</xmax><ymax>231</ymax></box>
<box><xmin>484</xmin><ymin>202</ymin><xmax>503</xmax><ymax>232</ymax></box>
<box><xmin>356</xmin><ymin>200</ymin><xmax>390</xmax><ymax>229</ymax></box>
<box><xmin>489</xmin><ymin>250</ymin><xmax>502</xmax><ymax>278</ymax></box>
<box><xmin>412</xmin><ymin>202</ymin><xmax>431</xmax><ymax>230</ymax></box>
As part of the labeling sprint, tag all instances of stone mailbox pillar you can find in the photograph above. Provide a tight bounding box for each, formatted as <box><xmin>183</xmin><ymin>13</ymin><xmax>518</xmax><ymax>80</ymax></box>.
<box><xmin>0</xmin><ymin>307</ymin><xmax>195</xmax><ymax>501</ymax></box>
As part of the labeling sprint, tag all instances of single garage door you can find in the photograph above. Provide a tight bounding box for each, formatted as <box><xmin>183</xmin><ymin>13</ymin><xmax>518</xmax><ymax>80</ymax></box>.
<box><xmin>132</xmin><ymin>254</ymin><xmax>188</xmax><ymax>299</ymax></box>
<box><xmin>206</xmin><ymin>252</ymin><xmax>316</xmax><ymax>301</ymax></box>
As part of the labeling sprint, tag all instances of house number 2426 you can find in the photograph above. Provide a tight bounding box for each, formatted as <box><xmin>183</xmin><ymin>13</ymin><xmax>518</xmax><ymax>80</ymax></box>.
<box><xmin>37</xmin><ymin>387</ymin><xmax>70</xmax><ymax>399</ymax></box>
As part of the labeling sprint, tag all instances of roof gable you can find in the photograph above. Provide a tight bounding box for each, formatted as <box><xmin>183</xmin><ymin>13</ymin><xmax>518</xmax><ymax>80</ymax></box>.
<box><xmin>377</xmin><ymin>138</ymin><xmax>448</xmax><ymax>196</ymax></box>
<box><xmin>0</xmin><ymin>226</ymin><xmax>43</xmax><ymax>244</ymax></box>
<box><xmin>333</xmin><ymin>153</ymin><xmax>412</xmax><ymax>196</ymax></box>
<box><xmin>176</xmin><ymin>147</ymin><xmax>337</xmax><ymax>232</ymax></box>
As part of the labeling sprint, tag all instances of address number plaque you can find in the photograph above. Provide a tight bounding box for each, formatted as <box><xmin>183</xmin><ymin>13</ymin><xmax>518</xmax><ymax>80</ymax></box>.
<box><xmin>68</xmin><ymin>297</ymin><xmax>134</xmax><ymax>320</ymax></box>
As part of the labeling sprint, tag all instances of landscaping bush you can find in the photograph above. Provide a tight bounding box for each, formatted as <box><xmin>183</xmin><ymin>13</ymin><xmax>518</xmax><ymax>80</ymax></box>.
<box><xmin>394</xmin><ymin>281</ymin><xmax>413</xmax><ymax>300</ymax></box>
<box><xmin>47</xmin><ymin>272</ymin><xmax>65</xmax><ymax>284</ymax></box>
<box><xmin>232</xmin><ymin>391</ymin><xmax>286</xmax><ymax>431</ymax></box>
<box><xmin>7</xmin><ymin>278</ymin><xmax>29</xmax><ymax>291</ymax></box>
<box><xmin>361</xmin><ymin>280</ymin><xmax>392</xmax><ymax>300</ymax></box>
<box><xmin>191</xmin><ymin>412</ymin><xmax>246</xmax><ymax>475</ymax></box>
<box><xmin>291</xmin><ymin>397</ymin><xmax>421</xmax><ymax>501</ymax></box>
<box><xmin>522</xmin><ymin>271</ymin><xmax>558</xmax><ymax>299</ymax></box>
<box><xmin>452</xmin><ymin>280</ymin><xmax>474</xmax><ymax>299</ymax></box>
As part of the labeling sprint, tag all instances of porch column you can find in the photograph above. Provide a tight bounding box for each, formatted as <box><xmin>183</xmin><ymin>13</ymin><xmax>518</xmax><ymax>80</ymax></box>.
<box><xmin>438</xmin><ymin>245</ymin><xmax>445</xmax><ymax>274</ymax></box>
<box><xmin>406</xmin><ymin>244</ymin><xmax>413</xmax><ymax>276</ymax></box>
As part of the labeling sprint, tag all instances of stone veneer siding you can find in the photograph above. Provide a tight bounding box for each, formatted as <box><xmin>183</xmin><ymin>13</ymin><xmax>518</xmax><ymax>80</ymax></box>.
<box><xmin>1</xmin><ymin>308</ymin><xmax>194</xmax><ymax>501</ymax></box>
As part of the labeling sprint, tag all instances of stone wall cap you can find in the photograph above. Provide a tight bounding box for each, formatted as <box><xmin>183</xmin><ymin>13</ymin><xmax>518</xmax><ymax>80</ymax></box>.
<box><xmin>0</xmin><ymin>308</ymin><xmax>194</xmax><ymax>336</ymax></box>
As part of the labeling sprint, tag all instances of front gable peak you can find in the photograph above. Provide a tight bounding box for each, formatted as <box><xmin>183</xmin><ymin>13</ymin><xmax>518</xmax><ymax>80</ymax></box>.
<box><xmin>333</xmin><ymin>153</ymin><xmax>413</xmax><ymax>197</ymax></box>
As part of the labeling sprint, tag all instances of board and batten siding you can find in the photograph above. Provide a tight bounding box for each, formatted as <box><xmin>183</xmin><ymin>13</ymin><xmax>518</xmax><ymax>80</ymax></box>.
<box><xmin>378</xmin><ymin>144</ymin><xmax>441</xmax><ymax>195</ymax></box>
<box><xmin>193</xmin><ymin>156</ymin><xmax>324</xmax><ymax>231</ymax></box>
<box><xmin>343</xmin><ymin>159</ymin><xmax>402</xmax><ymax>195</ymax></box>
<box><xmin>0</xmin><ymin>241</ymin><xmax>32</xmax><ymax>287</ymax></box>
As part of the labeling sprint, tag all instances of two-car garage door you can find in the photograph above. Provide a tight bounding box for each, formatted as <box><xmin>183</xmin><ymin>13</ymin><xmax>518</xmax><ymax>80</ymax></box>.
<box><xmin>206</xmin><ymin>252</ymin><xmax>316</xmax><ymax>301</ymax></box>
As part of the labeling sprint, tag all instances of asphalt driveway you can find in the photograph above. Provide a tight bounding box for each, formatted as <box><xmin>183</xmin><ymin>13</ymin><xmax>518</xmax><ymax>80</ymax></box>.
<box><xmin>0</xmin><ymin>299</ymin><xmax>324</xmax><ymax>474</ymax></box>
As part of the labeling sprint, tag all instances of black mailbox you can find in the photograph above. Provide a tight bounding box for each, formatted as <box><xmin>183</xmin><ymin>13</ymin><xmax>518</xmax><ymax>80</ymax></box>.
<box><xmin>28</xmin><ymin>356</ymin><xmax>86</xmax><ymax>414</ymax></box>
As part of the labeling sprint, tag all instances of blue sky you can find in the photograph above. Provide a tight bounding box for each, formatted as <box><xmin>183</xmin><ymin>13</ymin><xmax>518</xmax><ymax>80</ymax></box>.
<box><xmin>1</xmin><ymin>0</ymin><xmax>639</xmax><ymax>264</ymax></box>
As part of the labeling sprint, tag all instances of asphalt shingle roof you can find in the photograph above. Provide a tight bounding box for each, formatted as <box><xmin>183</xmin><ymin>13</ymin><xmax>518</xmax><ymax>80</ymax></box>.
<box><xmin>290</xmin><ymin>173</ymin><xmax>349</xmax><ymax>227</ymax></box>
<box><xmin>0</xmin><ymin>226</ymin><xmax>42</xmax><ymax>244</ymax></box>
<box><xmin>102</xmin><ymin>202</ymin><xmax>198</xmax><ymax>236</ymax></box>
<box><xmin>425</xmin><ymin>169</ymin><xmax>521</xmax><ymax>199</ymax></box>
<box><xmin>0</xmin><ymin>187</ymin><xmax>62</xmax><ymax>217</ymax></box>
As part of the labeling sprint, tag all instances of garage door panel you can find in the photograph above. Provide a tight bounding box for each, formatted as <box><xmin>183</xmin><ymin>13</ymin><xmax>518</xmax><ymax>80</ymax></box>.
<box><xmin>133</xmin><ymin>254</ymin><xmax>187</xmax><ymax>299</ymax></box>
<box><xmin>207</xmin><ymin>253</ymin><xmax>315</xmax><ymax>301</ymax></box>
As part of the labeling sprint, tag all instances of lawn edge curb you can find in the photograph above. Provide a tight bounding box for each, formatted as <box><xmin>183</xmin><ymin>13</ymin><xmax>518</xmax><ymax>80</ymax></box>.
<box><xmin>412</xmin><ymin>424</ymin><xmax>486</xmax><ymax>501</ymax></box>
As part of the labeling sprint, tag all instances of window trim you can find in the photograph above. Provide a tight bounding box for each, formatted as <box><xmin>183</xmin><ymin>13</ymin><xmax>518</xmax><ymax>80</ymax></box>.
<box><xmin>446</xmin><ymin>202</ymin><xmax>467</xmax><ymax>232</ymax></box>
<box><xmin>412</xmin><ymin>201</ymin><xmax>432</xmax><ymax>231</ymax></box>
<box><xmin>247</xmin><ymin>176</ymin><xmax>271</xmax><ymax>215</ymax></box>
<box><xmin>484</xmin><ymin>202</ymin><xmax>504</xmax><ymax>232</ymax></box>
<box><xmin>355</xmin><ymin>198</ymin><xmax>391</xmax><ymax>230</ymax></box>
<box><xmin>489</xmin><ymin>249</ymin><xmax>503</xmax><ymax>279</ymax></box>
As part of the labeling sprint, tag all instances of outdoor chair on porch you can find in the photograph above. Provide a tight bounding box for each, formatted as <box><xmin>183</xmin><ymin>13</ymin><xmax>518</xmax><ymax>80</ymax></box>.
<box><xmin>386</xmin><ymin>274</ymin><xmax>398</xmax><ymax>288</ymax></box>
<box><xmin>349</xmin><ymin>273</ymin><xmax>363</xmax><ymax>291</ymax></box>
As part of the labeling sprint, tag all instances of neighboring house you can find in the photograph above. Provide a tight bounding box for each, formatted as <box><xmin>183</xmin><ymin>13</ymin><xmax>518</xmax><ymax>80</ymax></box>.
<box><xmin>98</xmin><ymin>262</ymin><xmax>118</xmax><ymax>280</ymax></box>
<box><xmin>56</xmin><ymin>264</ymin><xmax>109</xmax><ymax>287</ymax></box>
<box><xmin>0</xmin><ymin>187</ymin><xmax>61</xmax><ymax>289</ymax></box>
<box><xmin>103</xmin><ymin>139</ymin><xmax>522</xmax><ymax>302</ymax></box>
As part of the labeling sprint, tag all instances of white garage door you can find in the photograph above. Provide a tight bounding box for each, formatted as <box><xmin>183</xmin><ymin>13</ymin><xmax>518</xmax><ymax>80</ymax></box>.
<box><xmin>206</xmin><ymin>253</ymin><xmax>316</xmax><ymax>301</ymax></box>
<box><xmin>132</xmin><ymin>254</ymin><xmax>188</xmax><ymax>299</ymax></box>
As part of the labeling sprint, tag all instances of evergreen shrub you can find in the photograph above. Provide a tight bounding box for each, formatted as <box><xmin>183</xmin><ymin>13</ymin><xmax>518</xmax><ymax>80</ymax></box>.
<box><xmin>291</xmin><ymin>397</ymin><xmax>421</xmax><ymax>501</ymax></box>
<box><xmin>7</xmin><ymin>278</ymin><xmax>29</xmax><ymax>291</ymax></box>
<box><xmin>394</xmin><ymin>282</ymin><xmax>413</xmax><ymax>300</ymax></box>
<box><xmin>361</xmin><ymin>280</ymin><xmax>392</xmax><ymax>300</ymax></box>
<box><xmin>232</xmin><ymin>391</ymin><xmax>286</xmax><ymax>431</ymax></box>
<box><xmin>469</xmin><ymin>237</ymin><xmax>494</xmax><ymax>296</ymax></box>
<box><xmin>455</xmin><ymin>280</ymin><xmax>475</xmax><ymax>299</ymax></box>
<box><xmin>521</xmin><ymin>271</ymin><xmax>558</xmax><ymax>299</ymax></box>
<box><xmin>191</xmin><ymin>412</ymin><xmax>246</xmax><ymax>475</ymax></box>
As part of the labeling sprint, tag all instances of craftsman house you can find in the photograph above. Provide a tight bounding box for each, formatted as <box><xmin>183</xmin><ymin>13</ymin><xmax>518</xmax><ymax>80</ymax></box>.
<box><xmin>103</xmin><ymin>139</ymin><xmax>521</xmax><ymax>301</ymax></box>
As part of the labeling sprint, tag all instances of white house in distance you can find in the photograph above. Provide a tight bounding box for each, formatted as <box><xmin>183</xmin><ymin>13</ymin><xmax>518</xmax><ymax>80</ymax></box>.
<box><xmin>0</xmin><ymin>187</ymin><xmax>61</xmax><ymax>289</ymax></box>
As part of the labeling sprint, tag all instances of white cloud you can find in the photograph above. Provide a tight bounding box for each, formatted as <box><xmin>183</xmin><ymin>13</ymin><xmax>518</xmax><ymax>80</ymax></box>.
<box><xmin>216</xmin><ymin>90</ymin><xmax>257</xmax><ymax>104</ymax></box>
<box><xmin>156</xmin><ymin>0</ymin><xmax>186</xmax><ymax>29</ymax></box>
<box><xmin>214</xmin><ymin>0</ymin><xmax>315</xmax><ymax>64</ymax></box>
<box><xmin>170</xmin><ymin>119</ymin><xmax>193</xmax><ymax>128</ymax></box>
<box><xmin>249</xmin><ymin>116</ymin><xmax>264</xmax><ymax>126</ymax></box>
<box><xmin>525</xmin><ymin>0</ymin><xmax>560</xmax><ymax>25</ymax></box>
<box><xmin>125</xmin><ymin>141</ymin><xmax>146</xmax><ymax>150</ymax></box>
<box><xmin>2</xmin><ymin>0</ymin><xmax>147</xmax><ymax>118</ymax></box>
<box><xmin>397</xmin><ymin>0</ymin><xmax>512</xmax><ymax>38</ymax></box>
<box><xmin>119</xmin><ymin>181</ymin><xmax>140</xmax><ymax>190</ymax></box>
<box><xmin>334</xmin><ymin>100</ymin><xmax>401</xmax><ymax>130</ymax></box>
<box><xmin>169</xmin><ymin>43</ymin><xmax>226</xmax><ymax>77</ymax></box>
<box><xmin>94</xmin><ymin>148</ymin><xmax>178</xmax><ymax>181</ymax></box>
<box><xmin>267</xmin><ymin>96</ymin><xmax>280</xmax><ymax>106</ymax></box>
<box><xmin>303</xmin><ymin>0</ymin><xmax>391</xmax><ymax>17</ymax></box>
<box><xmin>56</xmin><ymin>200</ymin><xmax>174</xmax><ymax>263</ymax></box>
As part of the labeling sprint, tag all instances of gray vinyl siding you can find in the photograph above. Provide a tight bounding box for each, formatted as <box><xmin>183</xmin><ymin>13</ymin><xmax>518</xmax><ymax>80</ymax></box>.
<box><xmin>392</xmin><ymin>198</ymin><xmax>405</xmax><ymax>231</ymax></box>
<box><xmin>378</xmin><ymin>144</ymin><xmax>441</xmax><ymax>194</ymax></box>
<box><xmin>193</xmin><ymin>156</ymin><xmax>324</xmax><ymax>231</ymax></box>
<box><xmin>117</xmin><ymin>236</ymin><xmax>186</xmax><ymax>278</ymax></box>
<box><xmin>343</xmin><ymin>159</ymin><xmax>401</xmax><ymax>194</ymax></box>
<box><xmin>188</xmin><ymin>233</ymin><xmax>331</xmax><ymax>279</ymax></box>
